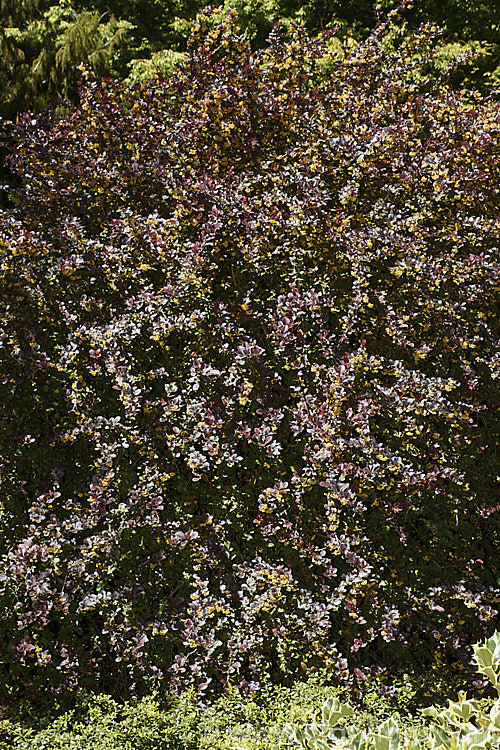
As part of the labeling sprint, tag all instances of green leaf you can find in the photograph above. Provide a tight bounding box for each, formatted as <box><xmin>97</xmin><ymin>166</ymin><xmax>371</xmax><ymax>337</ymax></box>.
<box><xmin>474</xmin><ymin>646</ymin><xmax>495</xmax><ymax>668</ymax></box>
<box><xmin>430</xmin><ymin>725</ymin><xmax>452</xmax><ymax>750</ymax></box>
<box><xmin>322</xmin><ymin>698</ymin><xmax>354</xmax><ymax>726</ymax></box>
<box><xmin>374</xmin><ymin>717</ymin><xmax>400</xmax><ymax>750</ymax></box>
<box><xmin>489</xmin><ymin>700</ymin><xmax>500</xmax><ymax>729</ymax></box>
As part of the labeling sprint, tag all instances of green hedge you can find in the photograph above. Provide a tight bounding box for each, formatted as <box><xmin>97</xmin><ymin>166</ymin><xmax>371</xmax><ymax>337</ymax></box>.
<box><xmin>0</xmin><ymin>679</ymin><xmax>427</xmax><ymax>750</ymax></box>
<box><xmin>2</xmin><ymin>632</ymin><xmax>499</xmax><ymax>750</ymax></box>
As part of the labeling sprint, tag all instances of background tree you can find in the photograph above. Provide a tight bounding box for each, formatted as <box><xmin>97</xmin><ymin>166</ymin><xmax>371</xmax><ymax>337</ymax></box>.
<box><xmin>0</xmin><ymin>0</ymin><xmax>130</xmax><ymax>120</ymax></box>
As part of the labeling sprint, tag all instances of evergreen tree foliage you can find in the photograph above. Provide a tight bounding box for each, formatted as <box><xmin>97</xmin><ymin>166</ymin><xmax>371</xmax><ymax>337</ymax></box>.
<box><xmin>0</xmin><ymin>0</ymin><xmax>130</xmax><ymax>120</ymax></box>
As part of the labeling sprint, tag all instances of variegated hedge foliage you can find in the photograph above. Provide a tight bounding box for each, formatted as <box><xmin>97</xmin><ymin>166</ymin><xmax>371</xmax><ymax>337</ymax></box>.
<box><xmin>284</xmin><ymin>632</ymin><xmax>500</xmax><ymax>750</ymax></box>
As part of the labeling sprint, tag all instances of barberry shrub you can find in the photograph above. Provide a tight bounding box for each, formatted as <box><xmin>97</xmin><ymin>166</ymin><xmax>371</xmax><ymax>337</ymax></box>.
<box><xmin>0</xmin><ymin>10</ymin><xmax>498</xmax><ymax>700</ymax></box>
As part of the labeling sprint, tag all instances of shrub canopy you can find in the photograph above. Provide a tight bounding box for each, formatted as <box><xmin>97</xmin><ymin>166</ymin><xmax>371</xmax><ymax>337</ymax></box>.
<box><xmin>0</xmin><ymin>10</ymin><xmax>499</xmax><ymax>700</ymax></box>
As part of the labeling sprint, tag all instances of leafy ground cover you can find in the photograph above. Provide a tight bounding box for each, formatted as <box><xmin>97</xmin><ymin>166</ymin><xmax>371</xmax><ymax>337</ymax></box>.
<box><xmin>0</xmin><ymin>8</ymin><xmax>499</xmax><ymax>707</ymax></box>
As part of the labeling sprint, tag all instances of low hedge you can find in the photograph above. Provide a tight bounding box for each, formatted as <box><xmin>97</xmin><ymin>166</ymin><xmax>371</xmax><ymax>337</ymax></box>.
<box><xmin>2</xmin><ymin>633</ymin><xmax>499</xmax><ymax>750</ymax></box>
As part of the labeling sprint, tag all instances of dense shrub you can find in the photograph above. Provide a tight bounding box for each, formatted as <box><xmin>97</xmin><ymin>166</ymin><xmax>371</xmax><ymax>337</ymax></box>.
<box><xmin>0</xmin><ymin>10</ymin><xmax>499</xmax><ymax>700</ymax></box>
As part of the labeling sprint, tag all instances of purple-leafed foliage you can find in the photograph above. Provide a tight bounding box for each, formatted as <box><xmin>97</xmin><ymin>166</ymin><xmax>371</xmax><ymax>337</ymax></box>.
<box><xmin>0</xmin><ymin>9</ymin><xmax>498</xmax><ymax>700</ymax></box>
